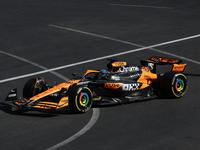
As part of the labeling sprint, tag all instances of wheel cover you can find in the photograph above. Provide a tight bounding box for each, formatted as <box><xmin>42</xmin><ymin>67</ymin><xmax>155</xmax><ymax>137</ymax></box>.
<box><xmin>175</xmin><ymin>79</ymin><xmax>184</xmax><ymax>92</ymax></box>
<box><xmin>75</xmin><ymin>87</ymin><xmax>93</xmax><ymax>112</ymax></box>
<box><xmin>79</xmin><ymin>92</ymin><xmax>89</xmax><ymax>106</ymax></box>
<box><xmin>172</xmin><ymin>74</ymin><xmax>188</xmax><ymax>97</ymax></box>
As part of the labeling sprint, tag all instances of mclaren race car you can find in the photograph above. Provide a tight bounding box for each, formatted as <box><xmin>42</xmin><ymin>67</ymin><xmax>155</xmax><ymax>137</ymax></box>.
<box><xmin>4</xmin><ymin>56</ymin><xmax>188</xmax><ymax>113</ymax></box>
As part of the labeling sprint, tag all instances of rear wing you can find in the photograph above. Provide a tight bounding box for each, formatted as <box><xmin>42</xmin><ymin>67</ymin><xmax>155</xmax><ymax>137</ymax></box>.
<box><xmin>140</xmin><ymin>56</ymin><xmax>187</xmax><ymax>73</ymax></box>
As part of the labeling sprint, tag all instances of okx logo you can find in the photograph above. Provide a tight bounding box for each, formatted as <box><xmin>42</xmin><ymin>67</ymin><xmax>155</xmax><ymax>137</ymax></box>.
<box><xmin>122</xmin><ymin>83</ymin><xmax>141</xmax><ymax>91</ymax></box>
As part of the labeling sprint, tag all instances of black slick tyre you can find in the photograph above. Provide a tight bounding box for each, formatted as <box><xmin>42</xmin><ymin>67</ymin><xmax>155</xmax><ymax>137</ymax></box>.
<box><xmin>160</xmin><ymin>71</ymin><xmax>188</xmax><ymax>98</ymax></box>
<box><xmin>68</xmin><ymin>86</ymin><xmax>93</xmax><ymax>113</ymax></box>
<box><xmin>23</xmin><ymin>77</ymin><xmax>46</xmax><ymax>99</ymax></box>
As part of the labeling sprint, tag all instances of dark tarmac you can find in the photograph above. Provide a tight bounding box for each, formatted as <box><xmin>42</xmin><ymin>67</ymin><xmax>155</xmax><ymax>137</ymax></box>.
<box><xmin>0</xmin><ymin>0</ymin><xmax>200</xmax><ymax>150</ymax></box>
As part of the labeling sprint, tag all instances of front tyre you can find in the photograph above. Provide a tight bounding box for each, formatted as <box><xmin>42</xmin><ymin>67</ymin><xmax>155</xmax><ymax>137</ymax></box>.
<box><xmin>160</xmin><ymin>72</ymin><xmax>188</xmax><ymax>98</ymax></box>
<box><xmin>69</xmin><ymin>86</ymin><xmax>93</xmax><ymax>113</ymax></box>
<box><xmin>23</xmin><ymin>77</ymin><xmax>47</xmax><ymax>99</ymax></box>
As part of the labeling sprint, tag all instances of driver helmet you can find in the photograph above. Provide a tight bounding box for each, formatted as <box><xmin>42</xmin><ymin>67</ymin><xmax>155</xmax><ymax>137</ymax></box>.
<box><xmin>98</xmin><ymin>69</ymin><xmax>109</xmax><ymax>80</ymax></box>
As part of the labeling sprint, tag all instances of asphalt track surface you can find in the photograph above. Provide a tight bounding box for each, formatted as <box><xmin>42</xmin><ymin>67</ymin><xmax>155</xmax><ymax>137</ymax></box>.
<box><xmin>0</xmin><ymin>0</ymin><xmax>200</xmax><ymax>150</ymax></box>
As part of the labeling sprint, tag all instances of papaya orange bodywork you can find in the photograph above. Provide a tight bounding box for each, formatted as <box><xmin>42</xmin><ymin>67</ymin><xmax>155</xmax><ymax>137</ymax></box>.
<box><xmin>151</xmin><ymin>56</ymin><xmax>180</xmax><ymax>64</ymax></box>
<box><xmin>137</xmin><ymin>67</ymin><xmax>158</xmax><ymax>90</ymax></box>
<box><xmin>5</xmin><ymin>57</ymin><xmax>188</xmax><ymax>111</ymax></box>
<box><xmin>30</xmin><ymin>80</ymin><xmax>80</xmax><ymax>101</ymax></box>
<box><xmin>82</xmin><ymin>70</ymin><xmax>100</xmax><ymax>78</ymax></box>
<box><xmin>112</xmin><ymin>62</ymin><xmax>127</xmax><ymax>67</ymax></box>
<box><xmin>172</xmin><ymin>64</ymin><xmax>187</xmax><ymax>72</ymax></box>
<box><xmin>57</xmin><ymin>97</ymin><xmax>69</xmax><ymax>108</ymax></box>
<box><xmin>104</xmin><ymin>83</ymin><xmax>123</xmax><ymax>90</ymax></box>
<box><xmin>26</xmin><ymin>70</ymin><xmax>100</xmax><ymax>110</ymax></box>
<box><xmin>33</xmin><ymin>101</ymin><xmax>58</xmax><ymax>109</ymax></box>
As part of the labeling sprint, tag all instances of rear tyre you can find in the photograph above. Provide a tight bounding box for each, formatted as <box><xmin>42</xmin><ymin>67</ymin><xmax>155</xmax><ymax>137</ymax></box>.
<box><xmin>23</xmin><ymin>77</ymin><xmax>47</xmax><ymax>99</ymax></box>
<box><xmin>160</xmin><ymin>71</ymin><xmax>188</xmax><ymax>98</ymax></box>
<box><xmin>69</xmin><ymin>86</ymin><xmax>93</xmax><ymax>113</ymax></box>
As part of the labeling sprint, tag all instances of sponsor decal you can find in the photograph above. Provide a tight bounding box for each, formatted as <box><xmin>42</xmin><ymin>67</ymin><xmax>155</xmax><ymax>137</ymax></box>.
<box><xmin>77</xmin><ymin>81</ymin><xmax>90</xmax><ymax>85</ymax></box>
<box><xmin>141</xmin><ymin>67</ymin><xmax>150</xmax><ymax>72</ymax></box>
<box><xmin>173</xmin><ymin>66</ymin><xmax>185</xmax><ymax>71</ymax></box>
<box><xmin>130</xmin><ymin>74</ymin><xmax>141</xmax><ymax>79</ymax></box>
<box><xmin>172</xmin><ymin>64</ymin><xmax>186</xmax><ymax>72</ymax></box>
<box><xmin>8</xmin><ymin>94</ymin><xmax>16</xmax><ymax>97</ymax></box>
<box><xmin>105</xmin><ymin>83</ymin><xmax>122</xmax><ymax>89</ymax></box>
<box><xmin>112</xmin><ymin>62</ymin><xmax>127</xmax><ymax>67</ymax></box>
<box><xmin>168</xmin><ymin>59</ymin><xmax>179</xmax><ymax>63</ymax></box>
<box><xmin>144</xmin><ymin>75</ymin><xmax>150</xmax><ymax>78</ymax></box>
<box><xmin>174</xmin><ymin>66</ymin><xmax>184</xmax><ymax>69</ymax></box>
<box><xmin>118</xmin><ymin>66</ymin><xmax>139</xmax><ymax>73</ymax></box>
<box><xmin>148</xmin><ymin>63</ymin><xmax>154</xmax><ymax>70</ymax></box>
<box><xmin>151</xmin><ymin>57</ymin><xmax>179</xmax><ymax>64</ymax></box>
<box><xmin>122</xmin><ymin>83</ymin><xmax>141</xmax><ymax>91</ymax></box>
<box><xmin>111</xmin><ymin>76</ymin><xmax>120</xmax><ymax>81</ymax></box>
<box><xmin>60</xmin><ymin>97</ymin><xmax>69</xmax><ymax>103</ymax></box>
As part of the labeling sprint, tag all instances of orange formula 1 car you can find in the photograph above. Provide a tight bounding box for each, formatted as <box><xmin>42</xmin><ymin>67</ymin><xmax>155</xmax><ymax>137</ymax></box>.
<box><xmin>4</xmin><ymin>56</ymin><xmax>188</xmax><ymax>113</ymax></box>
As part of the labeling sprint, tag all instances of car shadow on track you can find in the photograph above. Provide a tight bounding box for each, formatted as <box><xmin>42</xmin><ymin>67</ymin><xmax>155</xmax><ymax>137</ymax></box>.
<box><xmin>0</xmin><ymin>90</ymin><xmax>183</xmax><ymax>117</ymax></box>
<box><xmin>92</xmin><ymin>93</ymin><xmax>171</xmax><ymax>109</ymax></box>
<box><xmin>0</xmin><ymin>102</ymin><xmax>73</xmax><ymax>117</ymax></box>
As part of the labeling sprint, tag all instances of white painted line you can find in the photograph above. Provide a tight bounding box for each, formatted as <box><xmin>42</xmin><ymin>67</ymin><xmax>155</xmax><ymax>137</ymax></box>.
<box><xmin>46</xmin><ymin>25</ymin><xmax>200</xmax><ymax>150</ymax></box>
<box><xmin>1</xmin><ymin>26</ymin><xmax>200</xmax><ymax>84</ymax></box>
<box><xmin>150</xmin><ymin>48</ymin><xmax>200</xmax><ymax>65</ymax></box>
<box><xmin>49</xmin><ymin>24</ymin><xmax>200</xmax><ymax>64</ymax></box>
<box><xmin>46</xmin><ymin>108</ymin><xmax>100</xmax><ymax>150</ymax></box>
<box><xmin>49</xmin><ymin>24</ymin><xmax>200</xmax><ymax>48</ymax></box>
<box><xmin>109</xmin><ymin>4</ymin><xmax>174</xmax><ymax>9</ymax></box>
<box><xmin>0</xmin><ymin>50</ymin><xmax>69</xmax><ymax>81</ymax></box>
<box><xmin>0</xmin><ymin>48</ymin><xmax>143</xmax><ymax>83</ymax></box>
<box><xmin>2</xmin><ymin>24</ymin><xmax>200</xmax><ymax>150</ymax></box>
<box><xmin>49</xmin><ymin>24</ymin><xmax>144</xmax><ymax>48</ymax></box>
<box><xmin>0</xmin><ymin>50</ymin><xmax>100</xmax><ymax>150</ymax></box>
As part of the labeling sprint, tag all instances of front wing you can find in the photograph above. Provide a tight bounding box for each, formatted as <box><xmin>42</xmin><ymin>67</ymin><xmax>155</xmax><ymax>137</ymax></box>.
<box><xmin>4</xmin><ymin>88</ymin><xmax>69</xmax><ymax>111</ymax></box>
